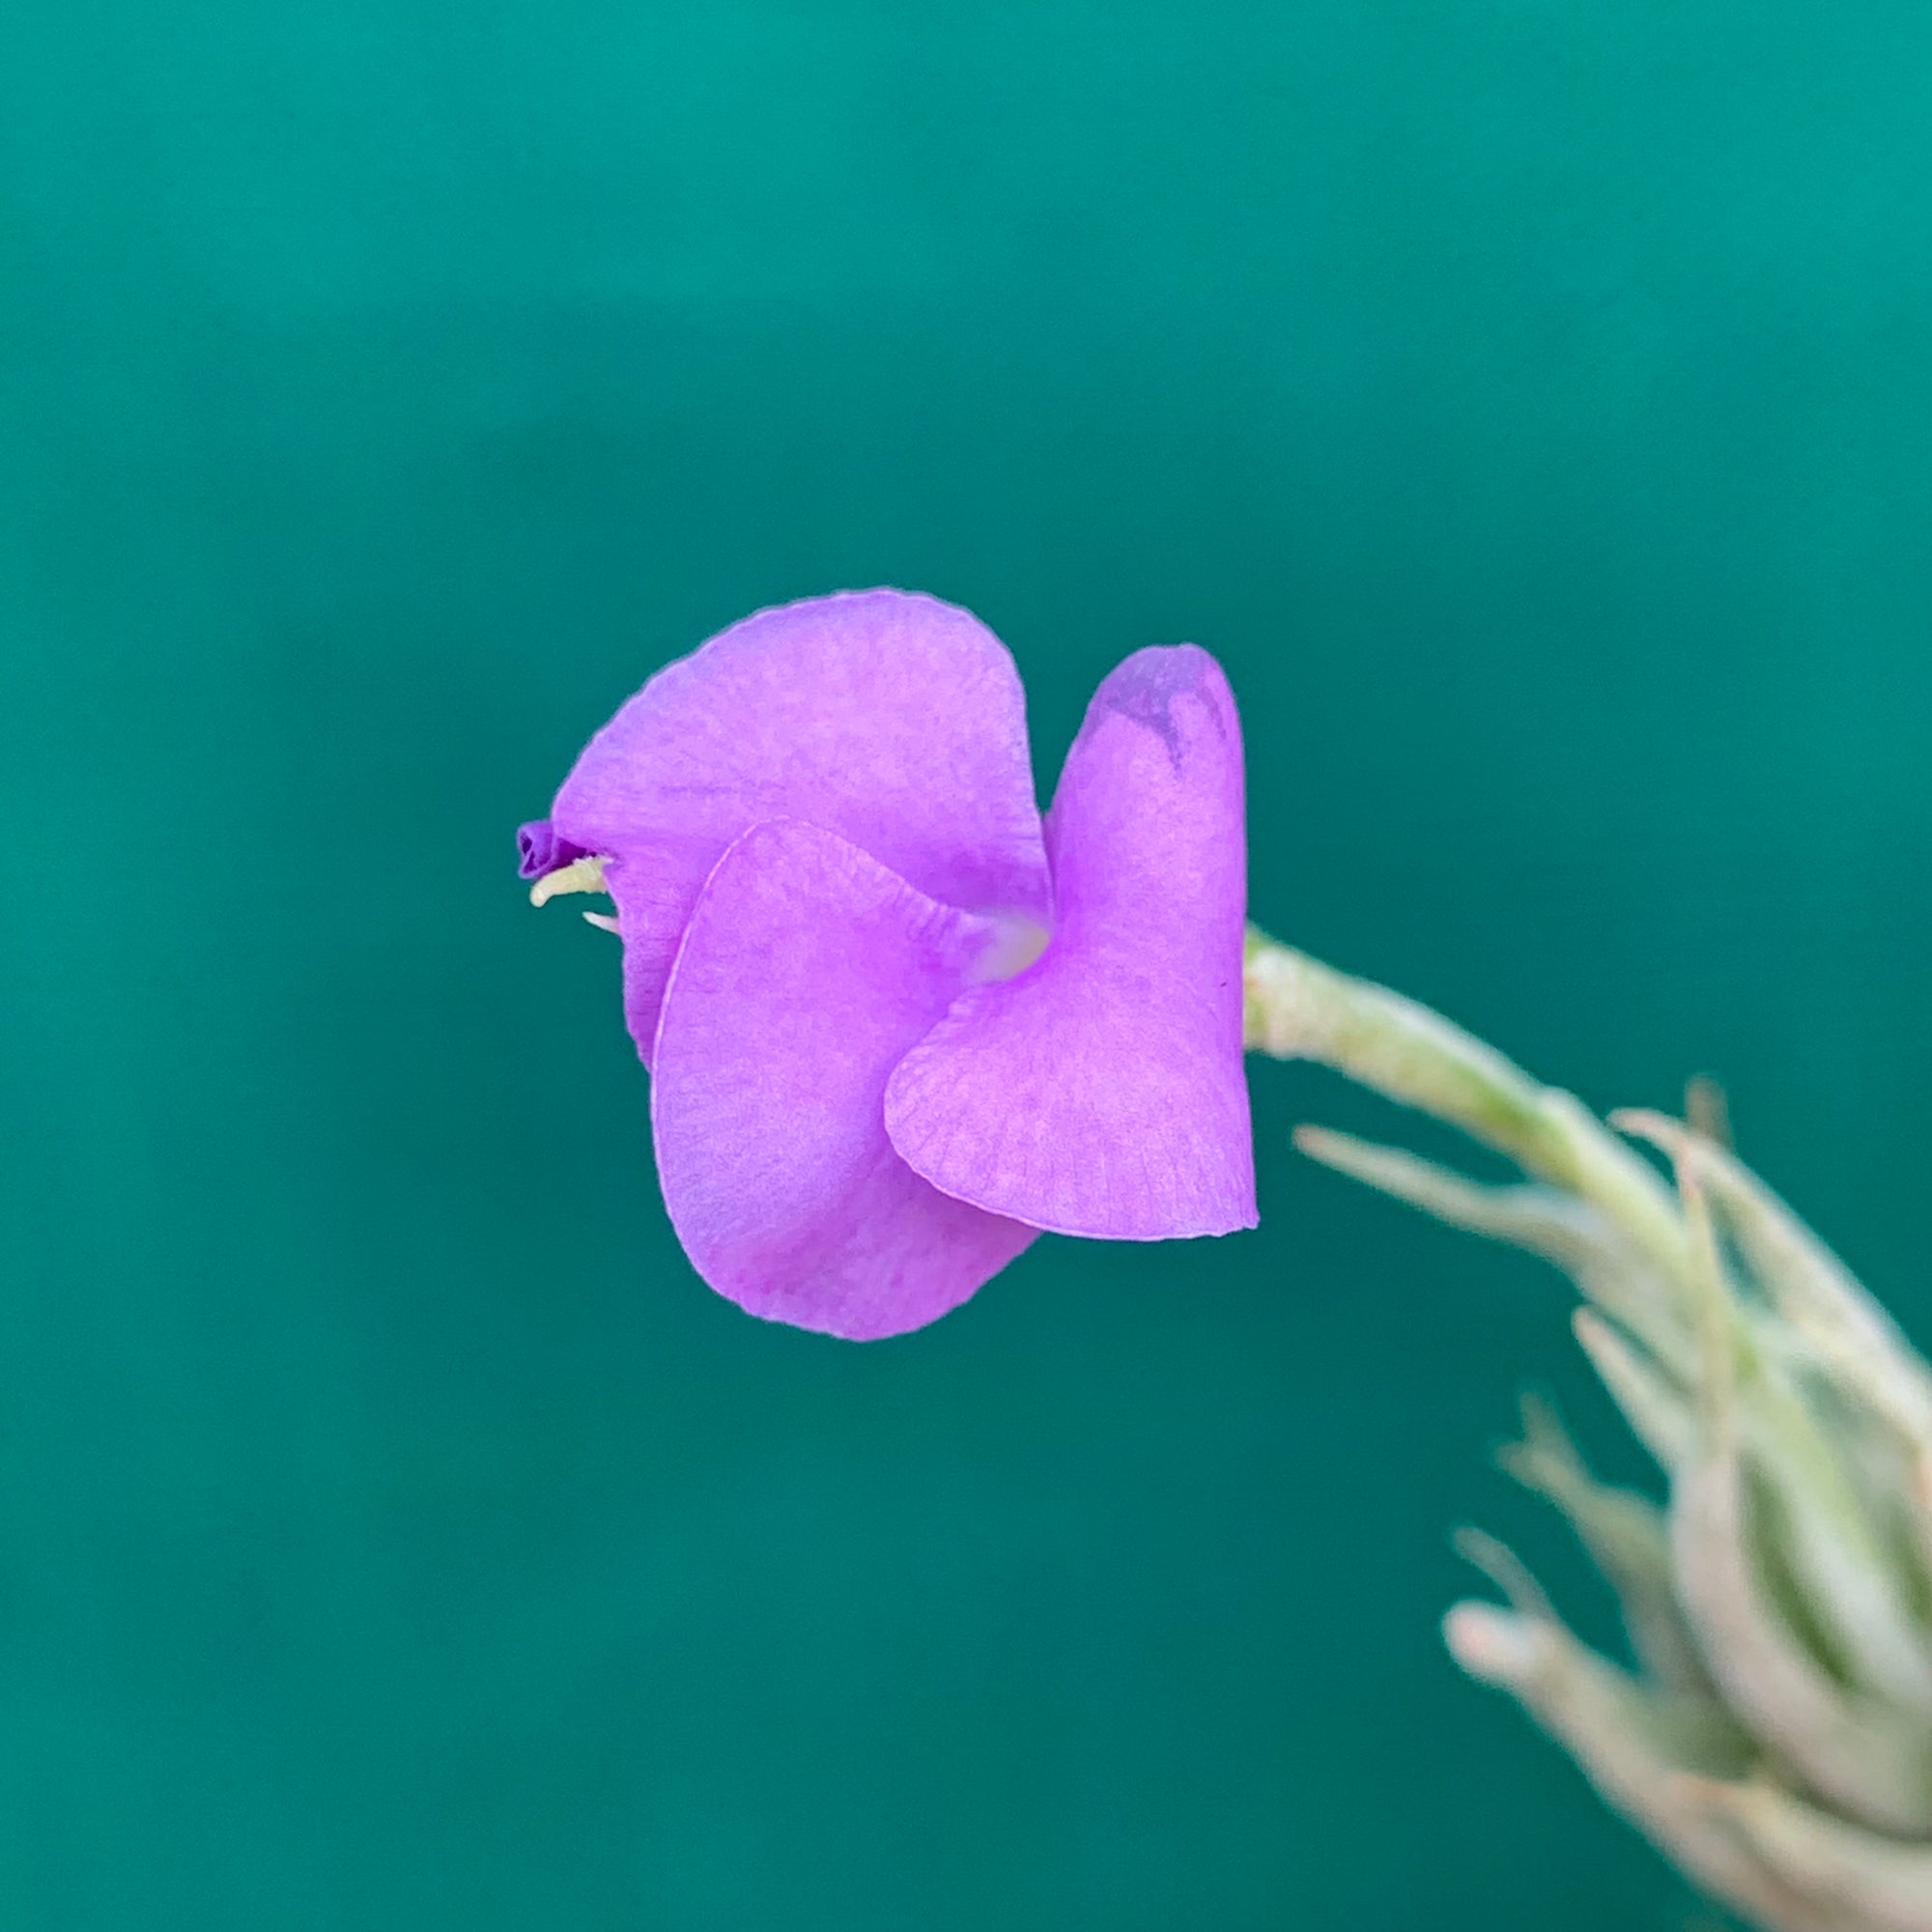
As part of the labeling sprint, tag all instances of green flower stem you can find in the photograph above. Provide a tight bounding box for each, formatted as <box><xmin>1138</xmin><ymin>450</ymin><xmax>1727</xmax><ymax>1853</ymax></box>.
<box><xmin>1242</xmin><ymin>925</ymin><xmax>1690</xmax><ymax>1298</ymax></box>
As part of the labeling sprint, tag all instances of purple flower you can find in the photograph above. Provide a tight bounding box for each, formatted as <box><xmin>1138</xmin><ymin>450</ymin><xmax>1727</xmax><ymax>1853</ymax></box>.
<box><xmin>521</xmin><ymin>588</ymin><xmax>1255</xmax><ymax>1339</ymax></box>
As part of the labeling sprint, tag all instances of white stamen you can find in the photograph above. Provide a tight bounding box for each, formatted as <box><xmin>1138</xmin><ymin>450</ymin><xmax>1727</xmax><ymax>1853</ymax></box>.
<box><xmin>529</xmin><ymin>855</ymin><xmax>609</xmax><ymax>907</ymax></box>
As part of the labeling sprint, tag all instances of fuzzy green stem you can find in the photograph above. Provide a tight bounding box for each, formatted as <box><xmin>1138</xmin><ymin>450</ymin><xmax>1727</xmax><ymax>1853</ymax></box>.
<box><xmin>1241</xmin><ymin>926</ymin><xmax>1690</xmax><ymax>1290</ymax></box>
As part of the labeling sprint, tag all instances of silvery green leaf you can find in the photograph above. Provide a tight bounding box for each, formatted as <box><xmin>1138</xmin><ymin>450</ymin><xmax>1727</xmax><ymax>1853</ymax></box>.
<box><xmin>1441</xmin><ymin>1592</ymin><xmax>1833</xmax><ymax>1932</ymax></box>
<box><xmin>1571</xmin><ymin>1308</ymin><xmax>1693</xmax><ymax>1473</ymax></box>
<box><xmin>1500</xmin><ymin>1395</ymin><xmax>1711</xmax><ymax>1695</ymax></box>
<box><xmin>1685</xmin><ymin>1780</ymin><xmax>1932</xmax><ymax>1932</ymax></box>
<box><xmin>1293</xmin><ymin>1125</ymin><xmax>1691</xmax><ymax>1372</ymax></box>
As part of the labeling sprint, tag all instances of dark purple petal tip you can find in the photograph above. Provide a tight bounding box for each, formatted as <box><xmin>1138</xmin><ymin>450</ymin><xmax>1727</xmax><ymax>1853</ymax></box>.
<box><xmin>517</xmin><ymin>818</ymin><xmax>591</xmax><ymax>881</ymax></box>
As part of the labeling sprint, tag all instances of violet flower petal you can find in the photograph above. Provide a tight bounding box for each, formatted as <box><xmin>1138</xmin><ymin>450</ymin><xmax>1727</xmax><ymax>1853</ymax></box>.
<box><xmin>650</xmin><ymin>818</ymin><xmax>1041</xmax><ymax>1340</ymax></box>
<box><xmin>550</xmin><ymin>590</ymin><xmax>1051</xmax><ymax>1063</ymax></box>
<box><xmin>885</xmin><ymin>645</ymin><xmax>1256</xmax><ymax>1240</ymax></box>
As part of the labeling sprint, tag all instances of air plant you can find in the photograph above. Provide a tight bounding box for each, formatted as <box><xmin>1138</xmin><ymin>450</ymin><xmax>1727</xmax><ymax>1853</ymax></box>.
<box><xmin>1245</xmin><ymin>931</ymin><xmax>1932</xmax><ymax>1932</ymax></box>
<box><xmin>522</xmin><ymin>589</ymin><xmax>1932</xmax><ymax>1924</ymax></box>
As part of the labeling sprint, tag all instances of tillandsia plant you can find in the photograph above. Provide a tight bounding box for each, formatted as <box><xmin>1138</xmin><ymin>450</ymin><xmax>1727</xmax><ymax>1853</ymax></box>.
<box><xmin>1244</xmin><ymin>933</ymin><xmax>1932</xmax><ymax>1932</ymax></box>
<box><xmin>524</xmin><ymin>589</ymin><xmax>1932</xmax><ymax>1926</ymax></box>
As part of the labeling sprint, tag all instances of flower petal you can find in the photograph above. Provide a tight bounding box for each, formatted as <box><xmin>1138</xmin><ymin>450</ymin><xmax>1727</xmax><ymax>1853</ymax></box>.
<box><xmin>650</xmin><ymin>819</ymin><xmax>1041</xmax><ymax>1340</ymax></box>
<box><xmin>550</xmin><ymin>590</ymin><xmax>1050</xmax><ymax>1062</ymax></box>
<box><xmin>885</xmin><ymin>645</ymin><xmax>1255</xmax><ymax>1239</ymax></box>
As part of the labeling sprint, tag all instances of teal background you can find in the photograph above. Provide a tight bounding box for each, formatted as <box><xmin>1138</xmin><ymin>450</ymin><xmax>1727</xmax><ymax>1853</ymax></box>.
<box><xmin>4</xmin><ymin>2</ymin><xmax>1930</xmax><ymax>1925</ymax></box>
